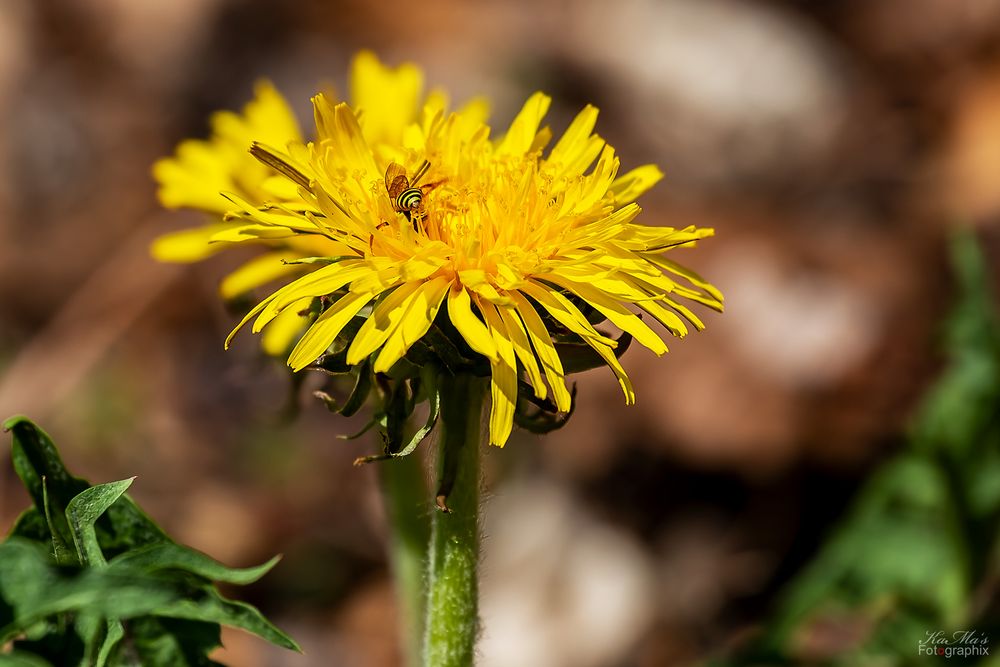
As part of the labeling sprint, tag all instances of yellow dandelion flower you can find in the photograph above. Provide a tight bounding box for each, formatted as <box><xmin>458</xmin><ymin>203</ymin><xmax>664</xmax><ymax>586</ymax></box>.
<box><xmin>152</xmin><ymin>52</ymin><xmax>480</xmax><ymax>354</ymax></box>
<box><xmin>216</xmin><ymin>83</ymin><xmax>723</xmax><ymax>446</ymax></box>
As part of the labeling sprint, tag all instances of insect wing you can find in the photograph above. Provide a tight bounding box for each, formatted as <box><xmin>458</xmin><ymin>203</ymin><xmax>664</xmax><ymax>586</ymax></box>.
<box><xmin>385</xmin><ymin>162</ymin><xmax>409</xmax><ymax>200</ymax></box>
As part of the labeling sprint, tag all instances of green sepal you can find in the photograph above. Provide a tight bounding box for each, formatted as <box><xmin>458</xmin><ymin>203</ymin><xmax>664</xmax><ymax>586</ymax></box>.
<box><xmin>337</xmin><ymin>419</ymin><xmax>378</xmax><ymax>441</ymax></box>
<box><xmin>514</xmin><ymin>383</ymin><xmax>578</xmax><ymax>434</ymax></box>
<box><xmin>355</xmin><ymin>371</ymin><xmax>441</xmax><ymax>463</ymax></box>
<box><xmin>385</xmin><ymin>376</ymin><xmax>411</xmax><ymax>455</ymax></box>
<box><xmin>403</xmin><ymin>322</ymin><xmax>488</xmax><ymax>377</ymax></box>
<box><xmin>280</xmin><ymin>255</ymin><xmax>356</xmax><ymax>266</ymax></box>
<box><xmin>341</xmin><ymin>364</ymin><xmax>374</xmax><ymax>417</ymax></box>
<box><xmin>557</xmin><ymin>330</ymin><xmax>633</xmax><ymax>374</ymax></box>
<box><xmin>314</xmin><ymin>362</ymin><xmax>373</xmax><ymax>417</ymax></box>
<box><xmin>277</xmin><ymin>369</ymin><xmax>309</xmax><ymax>423</ymax></box>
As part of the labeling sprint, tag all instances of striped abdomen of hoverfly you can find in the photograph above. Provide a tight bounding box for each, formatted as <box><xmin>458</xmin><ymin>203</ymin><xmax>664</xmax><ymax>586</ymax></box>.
<box><xmin>396</xmin><ymin>187</ymin><xmax>423</xmax><ymax>214</ymax></box>
<box><xmin>385</xmin><ymin>160</ymin><xmax>433</xmax><ymax>228</ymax></box>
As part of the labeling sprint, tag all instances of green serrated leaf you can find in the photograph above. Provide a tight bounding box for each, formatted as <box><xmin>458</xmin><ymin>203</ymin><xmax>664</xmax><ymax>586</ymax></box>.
<box><xmin>735</xmin><ymin>229</ymin><xmax>1000</xmax><ymax>662</ymax></box>
<box><xmin>95</xmin><ymin>619</ymin><xmax>125</xmax><ymax>667</ymax></box>
<box><xmin>77</xmin><ymin>611</ymin><xmax>105</xmax><ymax>667</ymax></box>
<box><xmin>124</xmin><ymin>616</ymin><xmax>224</xmax><ymax>667</ymax></box>
<box><xmin>151</xmin><ymin>587</ymin><xmax>300</xmax><ymax>653</ymax></box>
<box><xmin>66</xmin><ymin>479</ymin><xmax>135</xmax><ymax>567</ymax></box>
<box><xmin>2</xmin><ymin>419</ymin><xmax>300</xmax><ymax>662</ymax></box>
<box><xmin>41</xmin><ymin>479</ymin><xmax>73</xmax><ymax>567</ymax></box>
<box><xmin>90</xmin><ymin>489</ymin><xmax>170</xmax><ymax>560</ymax></box>
<box><xmin>0</xmin><ymin>539</ymin><xmax>177</xmax><ymax>642</ymax></box>
<box><xmin>111</xmin><ymin>543</ymin><xmax>280</xmax><ymax>586</ymax></box>
<box><xmin>5</xmin><ymin>417</ymin><xmax>88</xmax><ymax>557</ymax></box>
<box><xmin>8</xmin><ymin>508</ymin><xmax>48</xmax><ymax>543</ymax></box>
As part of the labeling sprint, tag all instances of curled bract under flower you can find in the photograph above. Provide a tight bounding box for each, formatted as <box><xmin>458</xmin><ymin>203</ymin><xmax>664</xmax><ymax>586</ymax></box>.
<box><xmin>153</xmin><ymin>52</ymin><xmax>723</xmax><ymax>447</ymax></box>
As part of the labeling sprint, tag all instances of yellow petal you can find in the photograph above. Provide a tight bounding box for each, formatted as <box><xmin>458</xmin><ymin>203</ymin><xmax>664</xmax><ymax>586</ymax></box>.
<box><xmin>373</xmin><ymin>276</ymin><xmax>451</xmax><ymax>372</ymax></box>
<box><xmin>495</xmin><ymin>304</ymin><xmax>547</xmax><ymax>401</ymax></box>
<box><xmin>350</xmin><ymin>50</ymin><xmax>424</xmax><ymax>145</ymax></box>
<box><xmin>497</xmin><ymin>92</ymin><xmax>551</xmax><ymax>156</ymax></box>
<box><xmin>226</xmin><ymin>291</ymin><xmax>280</xmax><ymax>350</ymax></box>
<box><xmin>346</xmin><ymin>281</ymin><xmax>424</xmax><ymax>364</ymax></box>
<box><xmin>447</xmin><ymin>285</ymin><xmax>499</xmax><ymax>361</ymax></box>
<box><xmin>609</xmin><ymin>164</ymin><xmax>664</xmax><ymax>203</ymax></box>
<box><xmin>543</xmin><ymin>275</ymin><xmax>668</xmax><ymax>355</ymax></box>
<box><xmin>224</xmin><ymin>259</ymin><xmax>366</xmax><ymax>347</ymax></box>
<box><xmin>662</xmin><ymin>295</ymin><xmax>706</xmax><ymax>331</ymax></box>
<box><xmin>331</xmin><ymin>102</ymin><xmax>381</xmax><ymax>186</ymax></box>
<box><xmin>261</xmin><ymin>298</ymin><xmax>310</xmax><ymax>356</ymax></box>
<box><xmin>519</xmin><ymin>281</ymin><xmax>615</xmax><ymax>347</ymax></box>
<box><xmin>240</xmin><ymin>80</ymin><xmax>302</xmax><ymax>146</ymax></box>
<box><xmin>288</xmin><ymin>290</ymin><xmax>374</xmax><ymax>371</ymax></box>
<box><xmin>645</xmin><ymin>255</ymin><xmax>725</xmax><ymax>304</ymax></box>
<box><xmin>518</xmin><ymin>282</ymin><xmax>634</xmax><ymax>404</ymax></box>
<box><xmin>153</xmin><ymin>146</ymin><xmax>235</xmax><ymax>214</ymax></box>
<box><xmin>510</xmin><ymin>292</ymin><xmax>572</xmax><ymax>412</ymax></box>
<box><xmin>587</xmin><ymin>338</ymin><xmax>636</xmax><ymax>405</ymax></box>
<box><xmin>254</xmin><ymin>260</ymin><xmax>374</xmax><ymax>333</ymax></box>
<box><xmin>208</xmin><ymin>224</ymin><xmax>299</xmax><ymax>243</ymax></box>
<box><xmin>150</xmin><ymin>224</ymin><xmax>235</xmax><ymax>262</ymax></box>
<box><xmin>477</xmin><ymin>299</ymin><xmax>518</xmax><ymax>447</ymax></box>
<box><xmin>456</xmin><ymin>97</ymin><xmax>491</xmax><ymax>138</ymax></box>
<box><xmin>634</xmin><ymin>297</ymin><xmax>689</xmax><ymax>338</ymax></box>
<box><xmin>546</xmin><ymin>104</ymin><xmax>603</xmax><ymax>168</ymax></box>
<box><xmin>219</xmin><ymin>251</ymin><xmax>302</xmax><ymax>299</ymax></box>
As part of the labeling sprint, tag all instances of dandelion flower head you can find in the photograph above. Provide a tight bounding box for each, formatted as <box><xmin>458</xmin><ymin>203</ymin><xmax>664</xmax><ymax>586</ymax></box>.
<box><xmin>154</xmin><ymin>52</ymin><xmax>724</xmax><ymax>446</ymax></box>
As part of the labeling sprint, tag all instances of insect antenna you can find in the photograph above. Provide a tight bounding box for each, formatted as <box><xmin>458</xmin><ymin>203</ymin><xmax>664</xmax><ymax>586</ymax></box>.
<box><xmin>410</xmin><ymin>160</ymin><xmax>431</xmax><ymax>187</ymax></box>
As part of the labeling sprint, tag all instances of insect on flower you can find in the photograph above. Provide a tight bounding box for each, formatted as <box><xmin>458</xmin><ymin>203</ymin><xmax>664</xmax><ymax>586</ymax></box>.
<box><xmin>384</xmin><ymin>160</ymin><xmax>442</xmax><ymax>230</ymax></box>
<box><xmin>370</xmin><ymin>160</ymin><xmax>444</xmax><ymax>251</ymax></box>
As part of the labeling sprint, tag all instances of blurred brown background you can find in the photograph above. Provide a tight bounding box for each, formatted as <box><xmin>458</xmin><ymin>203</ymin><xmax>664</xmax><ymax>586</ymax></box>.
<box><xmin>1</xmin><ymin>0</ymin><xmax>999</xmax><ymax>665</ymax></box>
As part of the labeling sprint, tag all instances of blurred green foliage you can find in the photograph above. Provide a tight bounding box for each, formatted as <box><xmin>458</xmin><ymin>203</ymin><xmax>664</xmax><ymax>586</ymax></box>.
<box><xmin>0</xmin><ymin>417</ymin><xmax>299</xmax><ymax>666</ymax></box>
<box><xmin>724</xmin><ymin>230</ymin><xmax>1000</xmax><ymax>665</ymax></box>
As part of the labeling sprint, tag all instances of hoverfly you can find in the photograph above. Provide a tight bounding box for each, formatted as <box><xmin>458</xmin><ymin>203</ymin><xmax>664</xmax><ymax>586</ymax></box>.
<box><xmin>385</xmin><ymin>160</ymin><xmax>445</xmax><ymax>230</ymax></box>
<box><xmin>370</xmin><ymin>161</ymin><xmax>443</xmax><ymax>252</ymax></box>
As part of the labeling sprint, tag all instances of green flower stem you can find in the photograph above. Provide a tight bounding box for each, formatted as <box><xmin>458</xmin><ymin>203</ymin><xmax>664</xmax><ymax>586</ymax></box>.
<box><xmin>423</xmin><ymin>374</ymin><xmax>486</xmax><ymax>667</ymax></box>
<box><xmin>380</xmin><ymin>453</ymin><xmax>431</xmax><ymax>667</ymax></box>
